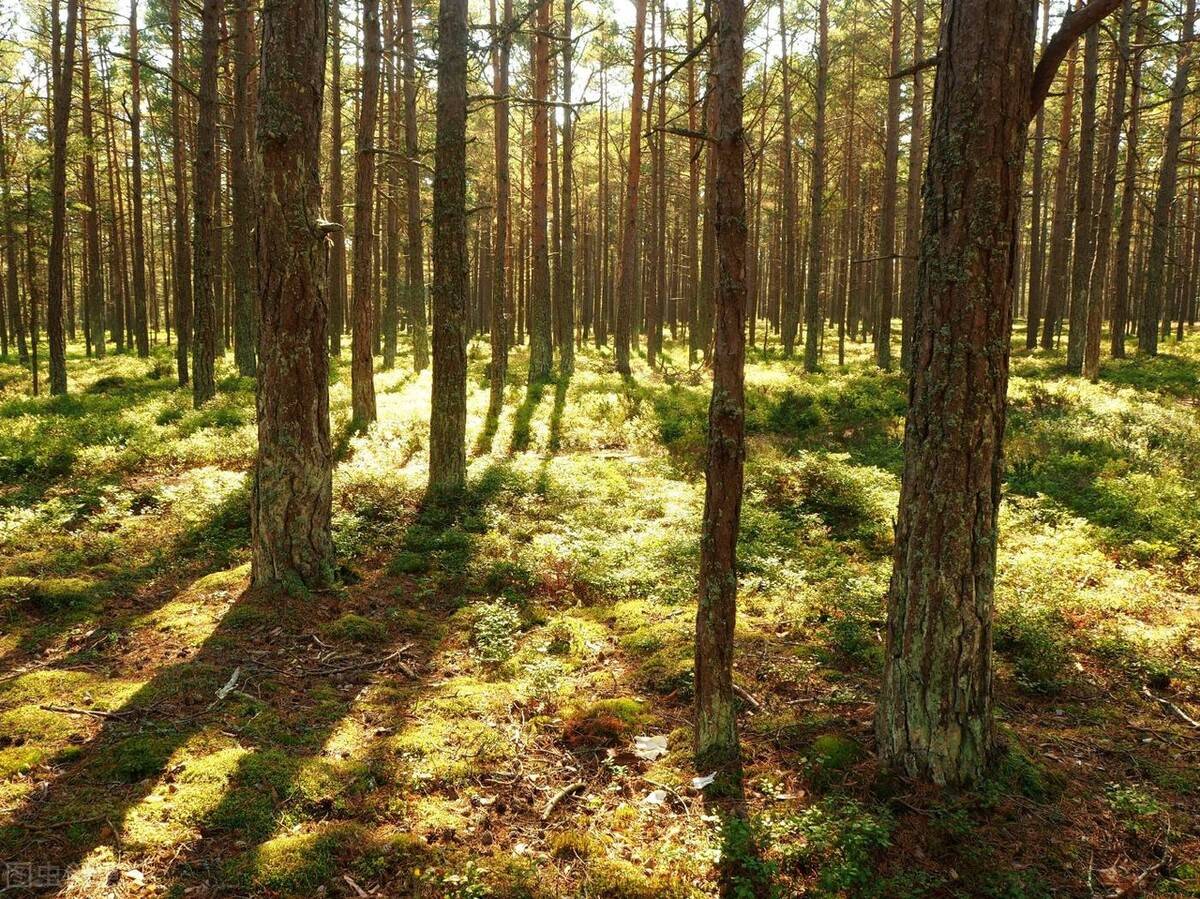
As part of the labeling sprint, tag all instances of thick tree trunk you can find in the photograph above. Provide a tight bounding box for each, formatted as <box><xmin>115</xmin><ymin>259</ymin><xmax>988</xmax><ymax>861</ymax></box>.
<box><xmin>695</xmin><ymin>0</ymin><xmax>746</xmax><ymax>771</ymax></box>
<box><xmin>352</xmin><ymin>0</ymin><xmax>382</xmax><ymax>425</ymax></box>
<box><xmin>615</xmin><ymin>0</ymin><xmax>648</xmax><ymax>375</ymax></box>
<box><xmin>428</xmin><ymin>0</ymin><xmax>468</xmax><ymax>491</ymax></box>
<box><xmin>191</xmin><ymin>0</ymin><xmax>220</xmax><ymax>408</ymax></box>
<box><xmin>1138</xmin><ymin>0</ymin><xmax>1195</xmax><ymax>355</ymax></box>
<box><xmin>803</xmin><ymin>0</ymin><xmax>828</xmax><ymax>372</ymax></box>
<box><xmin>47</xmin><ymin>0</ymin><xmax>79</xmax><ymax>395</ymax></box>
<box><xmin>252</xmin><ymin>0</ymin><xmax>334</xmax><ymax>590</ymax></box>
<box><xmin>876</xmin><ymin>0</ymin><xmax>1034</xmax><ymax>787</ymax></box>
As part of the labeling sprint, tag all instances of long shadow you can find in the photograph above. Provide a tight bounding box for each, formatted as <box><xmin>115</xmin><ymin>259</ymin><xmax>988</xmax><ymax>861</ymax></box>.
<box><xmin>509</xmin><ymin>379</ymin><xmax>547</xmax><ymax>455</ymax></box>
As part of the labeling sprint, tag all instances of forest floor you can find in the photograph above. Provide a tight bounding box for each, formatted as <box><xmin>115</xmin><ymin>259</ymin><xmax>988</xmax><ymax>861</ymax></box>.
<box><xmin>0</xmin><ymin>330</ymin><xmax>1198</xmax><ymax>898</ymax></box>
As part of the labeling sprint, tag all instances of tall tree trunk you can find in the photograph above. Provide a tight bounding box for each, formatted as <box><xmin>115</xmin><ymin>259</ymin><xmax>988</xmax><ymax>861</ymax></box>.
<box><xmin>399</xmin><ymin>0</ymin><xmax>428</xmax><ymax>372</ymax></box>
<box><xmin>1085</xmin><ymin>0</ymin><xmax>1130</xmax><ymax>380</ymax></box>
<box><xmin>803</xmin><ymin>0</ymin><xmax>828</xmax><ymax>372</ymax></box>
<box><xmin>1112</xmin><ymin>0</ymin><xmax>1146</xmax><ymax>358</ymax></box>
<box><xmin>0</xmin><ymin>120</ymin><xmax>24</xmax><ymax>364</ymax></box>
<box><xmin>428</xmin><ymin>0</ymin><xmax>468</xmax><ymax>491</ymax></box>
<box><xmin>877</xmin><ymin>0</ymin><xmax>1030</xmax><ymax>787</ymax></box>
<box><xmin>1138</xmin><ymin>0</ymin><xmax>1195</xmax><ymax>355</ymax></box>
<box><xmin>695</xmin><ymin>0</ymin><xmax>746</xmax><ymax>772</ymax></box>
<box><xmin>778</xmin><ymin>0</ymin><xmax>798</xmax><ymax>357</ymax></box>
<box><xmin>900</xmin><ymin>0</ymin><xmax>926</xmax><ymax>367</ymax></box>
<box><xmin>328</xmin><ymin>0</ymin><xmax>346</xmax><ymax>357</ymax></box>
<box><xmin>352</xmin><ymin>0</ymin><xmax>382</xmax><ymax>425</ymax></box>
<box><xmin>874</xmin><ymin>0</ymin><xmax>902</xmax><ymax>370</ymax></box>
<box><xmin>382</xmin><ymin>0</ymin><xmax>401</xmax><ymax>370</ymax></box>
<box><xmin>252</xmin><ymin>0</ymin><xmax>334</xmax><ymax>590</ymax></box>
<box><xmin>488</xmin><ymin>0</ymin><xmax>511</xmax><ymax>416</ymax></box>
<box><xmin>1066</xmin><ymin>24</ymin><xmax>1099</xmax><ymax>373</ymax></box>
<box><xmin>192</xmin><ymin>0</ymin><xmax>220</xmax><ymax>407</ymax></box>
<box><xmin>80</xmin><ymin>4</ymin><xmax>105</xmax><ymax>360</ymax></box>
<box><xmin>1041</xmin><ymin>39</ymin><xmax>1077</xmax><ymax>351</ymax></box>
<box><xmin>1026</xmin><ymin>0</ymin><xmax>1051</xmax><ymax>349</ymax></box>
<box><xmin>527</xmin><ymin>0</ymin><xmax>554</xmax><ymax>383</ymax></box>
<box><xmin>615</xmin><ymin>0</ymin><xmax>648</xmax><ymax>375</ymax></box>
<box><xmin>686</xmin><ymin>0</ymin><xmax>699</xmax><ymax>365</ymax></box>
<box><xmin>231</xmin><ymin>0</ymin><xmax>257</xmax><ymax>376</ymax></box>
<box><xmin>558</xmin><ymin>0</ymin><xmax>576</xmax><ymax>374</ymax></box>
<box><xmin>47</xmin><ymin>0</ymin><xmax>79</xmax><ymax>395</ymax></box>
<box><xmin>171</xmin><ymin>0</ymin><xmax>192</xmax><ymax>385</ymax></box>
<box><xmin>129</xmin><ymin>0</ymin><xmax>150</xmax><ymax>357</ymax></box>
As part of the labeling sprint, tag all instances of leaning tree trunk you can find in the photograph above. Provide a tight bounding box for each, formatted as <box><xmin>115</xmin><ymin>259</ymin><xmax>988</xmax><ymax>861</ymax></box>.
<box><xmin>695</xmin><ymin>0</ymin><xmax>746</xmax><ymax>771</ymax></box>
<box><xmin>47</xmin><ymin>0</ymin><xmax>79</xmax><ymax>396</ymax></box>
<box><xmin>614</xmin><ymin>0</ymin><xmax>648</xmax><ymax>375</ymax></box>
<box><xmin>427</xmin><ymin>0</ymin><xmax>468</xmax><ymax>492</ymax></box>
<box><xmin>1138</xmin><ymin>0</ymin><xmax>1195</xmax><ymax>355</ymax></box>
<box><xmin>875</xmin><ymin>0</ymin><xmax>1033</xmax><ymax>787</ymax></box>
<box><xmin>252</xmin><ymin>0</ymin><xmax>334</xmax><ymax>590</ymax></box>
<box><xmin>191</xmin><ymin>0</ymin><xmax>220</xmax><ymax>408</ymax></box>
<box><xmin>351</xmin><ymin>0</ymin><xmax>381</xmax><ymax>426</ymax></box>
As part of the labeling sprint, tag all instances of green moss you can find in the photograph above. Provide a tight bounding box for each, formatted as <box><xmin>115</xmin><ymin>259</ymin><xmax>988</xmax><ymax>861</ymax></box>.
<box><xmin>323</xmin><ymin>612</ymin><xmax>387</xmax><ymax>643</ymax></box>
<box><xmin>388</xmin><ymin>550</ymin><xmax>429</xmax><ymax>574</ymax></box>
<box><xmin>243</xmin><ymin>822</ymin><xmax>365</xmax><ymax>894</ymax></box>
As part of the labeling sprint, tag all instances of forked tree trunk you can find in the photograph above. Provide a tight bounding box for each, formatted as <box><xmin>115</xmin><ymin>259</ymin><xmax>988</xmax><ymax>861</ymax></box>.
<box><xmin>351</xmin><ymin>0</ymin><xmax>381</xmax><ymax>425</ymax></box>
<box><xmin>252</xmin><ymin>0</ymin><xmax>333</xmax><ymax>589</ymax></box>
<box><xmin>428</xmin><ymin>0</ymin><xmax>469</xmax><ymax>491</ymax></box>
<box><xmin>695</xmin><ymin>0</ymin><xmax>746</xmax><ymax>771</ymax></box>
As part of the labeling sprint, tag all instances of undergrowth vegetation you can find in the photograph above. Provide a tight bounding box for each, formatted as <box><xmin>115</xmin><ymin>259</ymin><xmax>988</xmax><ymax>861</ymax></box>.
<box><xmin>0</xmin><ymin>331</ymin><xmax>1197</xmax><ymax>897</ymax></box>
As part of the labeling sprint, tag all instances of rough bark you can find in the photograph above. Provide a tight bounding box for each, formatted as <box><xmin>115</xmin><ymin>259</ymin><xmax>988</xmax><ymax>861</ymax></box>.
<box><xmin>129</xmin><ymin>0</ymin><xmax>150</xmax><ymax>358</ymax></box>
<box><xmin>876</xmin><ymin>0</ymin><xmax>1032</xmax><ymax>787</ymax></box>
<box><xmin>488</xmin><ymin>0</ymin><xmax>512</xmax><ymax>417</ymax></box>
<box><xmin>900</xmin><ymin>0</ymin><xmax>926</xmax><ymax>367</ymax></box>
<box><xmin>400</xmin><ymin>0</ymin><xmax>428</xmax><ymax>372</ymax></box>
<box><xmin>81</xmin><ymin>5</ymin><xmax>106</xmax><ymax>360</ymax></box>
<box><xmin>1066</xmin><ymin>24</ymin><xmax>1099</xmax><ymax>373</ymax></box>
<box><xmin>527</xmin><ymin>0</ymin><xmax>554</xmax><ymax>384</ymax></box>
<box><xmin>558</xmin><ymin>0</ymin><xmax>576</xmax><ymax>374</ymax></box>
<box><xmin>778</xmin><ymin>0</ymin><xmax>798</xmax><ymax>357</ymax></box>
<box><xmin>171</xmin><ymin>0</ymin><xmax>192</xmax><ymax>385</ymax></box>
<box><xmin>874</xmin><ymin>0</ymin><xmax>902</xmax><ymax>371</ymax></box>
<box><xmin>382</xmin><ymin>0</ymin><xmax>401</xmax><ymax>371</ymax></box>
<box><xmin>1041</xmin><ymin>40</ymin><xmax>1077</xmax><ymax>351</ymax></box>
<box><xmin>428</xmin><ymin>0</ymin><xmax>469</xmax><ymax>492</ymax></box>
<box><xmin>695</xmin><ymin>0</ymin><xmax>746</xmax><ymax>771</ymax></box>
<box><xmin>252</xmin><ymin>0</ymin><xmax>334</xmax><ymax>590</ymax></box>
<box><xmin>231</xmin><ymin>0</ymin><xmax>257</xmax><ymax>376</ymax></box>
<box><xmin>328</xmin><ymin>0</ymin><xmax>346</xmax><ymax>357</ymax></box>
<box><xmin>1112</xmin><ymin>0</ymin><xmax>1146</xmax><ymax>358</ymax></box>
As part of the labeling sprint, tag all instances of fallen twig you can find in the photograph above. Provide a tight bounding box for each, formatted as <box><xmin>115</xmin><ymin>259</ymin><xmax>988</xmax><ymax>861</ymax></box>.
<box><xmin>733</xmin><ymin>683</ymin><xmax>763</xmax><ymax>713</ymax></box>
<box><xmin>39</xmin><ymin>704</ymin><xmax>132</xmax><ymax>720</ymax></box>
<box><xmin>1142</xmin><ymin>686</ymin><xmax>1200</xmax><ymax>730</ymax></box>
<box><xmin>312</xmin><ymin>645</ymin><xmax>413</xmax><ymax>677</ymax></box>
<box><xmin>541</xmin><ymin>780</ymin><xmax>584</xmax><ymax>821</ymax></box>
